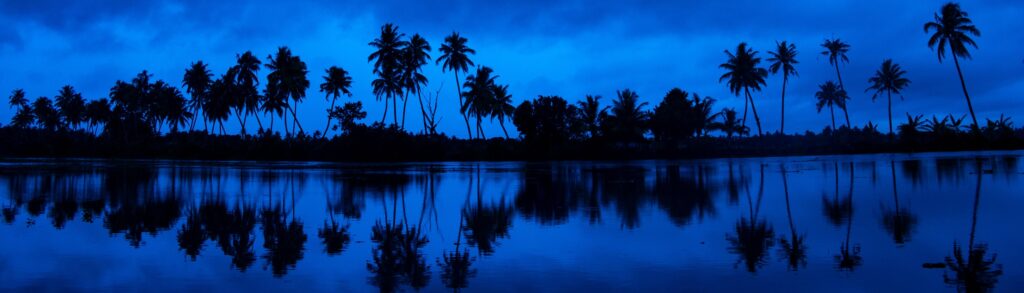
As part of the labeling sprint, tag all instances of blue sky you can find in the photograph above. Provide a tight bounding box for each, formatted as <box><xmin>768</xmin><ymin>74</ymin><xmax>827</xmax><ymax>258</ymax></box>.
<box><xmin>1</xmin><ymin>0</ymin><xmax>1022</xmax><ymax>137</ymax></box>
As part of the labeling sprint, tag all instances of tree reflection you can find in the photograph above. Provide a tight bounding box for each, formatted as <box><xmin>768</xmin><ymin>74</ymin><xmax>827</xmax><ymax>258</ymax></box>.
<box><xmin>778</xmin><ymin>165</ymin><xmax>807</xmax><ymax>271</ymax></box>
<box><xmin>462</xmin><ymin>167</ymin><xmax>513</xmax><ymax>255</ymax></box>
<box><xmin>260</xmin><ymin>175</ymin><xmax>307</xmax><ymax>278</ymax></box>
<box><xmin>726</xmin><ymin>164</ymin><xmax>774</xmax><ymax>273</ymax></box>
<box><xmin>367</xmin><ymin>178</ymin><xmax>431</xmax><ymax>292</ymax></box>
<box><xmin>834</xmin><ymin>162</ymin><xmax>861</xmax><ymax>271</ymax></box>
<box><xmin>943</xmin><ymin>160</ymin><xmax>1002</xmax><ymax>292</ymax></box>
<box><xmin>881</xmin><ymin>160</ymin><xmax>917</xmax><ymax>245</ymax></box>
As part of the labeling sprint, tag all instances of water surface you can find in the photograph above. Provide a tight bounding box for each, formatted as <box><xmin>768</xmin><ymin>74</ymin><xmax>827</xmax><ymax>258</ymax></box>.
<box><xmin>0</xmin><ymin>152</ymin><xmax>1021</xmax><ymax>292</ymax></box>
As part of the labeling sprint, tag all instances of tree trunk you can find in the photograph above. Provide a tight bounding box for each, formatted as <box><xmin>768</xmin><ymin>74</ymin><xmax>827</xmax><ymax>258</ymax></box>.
<box><xmin>289</xmin><ymin>100</ymin><xmax>304</xmax><ymax>134</ymax></box>
<box><xmin>780</xmin><ymin>75</ymin><xmax>788</xmax><ymax>134</ymax></box>
<box><xmin>380</xmin><ymin>95</ymin><xmax>389</xmax><ymax>125</ymax></box>
<box><xmin>401</xmin><ymin>92</ymin><xmax>409</xmax><ymax>129</ymax></box>
<box><xmin>829</xmin><ymin>104</ymin><xmax>836</xmax><ymax>131</ymax></box>
<box><xmin>887</xmin><ymin>90</ymin><xmax>894</xmax><ymax>136</ymax></box>
<box><xmin>744</xmin><ymin>88</ymin><xmax>762</xmax><ymax>136</ymax></box>
<box><xmin>952</xmin><ymin>55</ymin><xmax>979</xmax><ymax>131</ymax></box>
<box><xmin>322</xmin><ymin>93</ymin><xmax>336</xmax><ymax>139</ymax></box>
<box><xmin>416</xmin><ymin>91</ymin><xmax>429</xmax><ymax>134</ymax></box>
<box><xmin>499</xmin><ymin>118</ymin><xmax>510</xmax><ymax>139</ymax></box>
<box><xmin>392</xmin><ymin>92</ymin><xmax>398</xmax><ymax>127</ymax></box>
<box><xmin>455</xmin><ymin>72</ymin><xmax>473</xmax><ymax>139</ymax></box>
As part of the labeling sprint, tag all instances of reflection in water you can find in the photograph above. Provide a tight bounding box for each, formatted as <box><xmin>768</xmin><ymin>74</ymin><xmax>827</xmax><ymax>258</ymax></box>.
<box><xmin>943</xmin><ymin>160</ymin><xmax>1003</xmax><ymax>292</ymax></box>
<box><xmin>0</xmin><ymin>153</ymin><xmax>1019</xmax><ymax>291</ymax></box>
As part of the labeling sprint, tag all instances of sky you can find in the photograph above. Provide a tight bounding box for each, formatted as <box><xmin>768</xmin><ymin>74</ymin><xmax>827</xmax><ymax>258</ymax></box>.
<box><xmin>1</xmin><ymin>0</ymin><xmax>1022</xmax><ymax>137</ymax></box>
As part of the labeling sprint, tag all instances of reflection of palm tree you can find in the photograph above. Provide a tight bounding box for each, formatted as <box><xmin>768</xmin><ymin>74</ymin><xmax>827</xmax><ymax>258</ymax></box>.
<box><xmin>726</xmin><ymin>164</ymin><xmax>774</xmax><ymax>273</ymax></box>
<box><xmin>177</xmin><ymin>204</ymin><xmax>206</xmax><ymax>261</ymax></box>
<box><xmin>261</xmin><ymin>180</ymin><xmax>307</xmax><ymax>277</ymax></box>
<box><xmin>834</xmin><ymin>163</ymin><xmax>861</xmax><ymax>271</ymax></box>
<box><xmin>944</xmin><ymin>160</ymin><xmax>1002</xmax><ymax>292</ymax></box>
<box><xmin>822</xmin><ymin>162</ymin><xmax>851</xmax><ymax>227</ymax></box>
<box><xmin>778</xmin><ymin>165</ymin><xmax>807</xmax><ymax>270</ymax></box>
<box><xmin>881</xmin><ymin>160</ymin><xmax>917</xmax><ymax>245</ymax></box>
<box><xmin>462</xmin><ymin>176</ymin><xmax>513</xmax><ymax>255</ymax></box>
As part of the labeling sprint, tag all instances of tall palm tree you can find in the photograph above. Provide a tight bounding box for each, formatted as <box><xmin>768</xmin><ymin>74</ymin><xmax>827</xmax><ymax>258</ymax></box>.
<box><xmin>815</xmin><ymin>81</ymin><xmax>847</xmax><ymax>131</ymax></box>
<box><xmin>437</xmin><ymin>32</ymin><xmax>477</xmax><ymax>138</ymax></box>
<box><xmin>265</xmin><ymin>47</ymin><xmax>309</xmax><ymax>135</ymax></box>
<box><xmin>768</xmin><ymin>41</ymin><xmax>798</xmax><ymax>134</ymax></box>
<box><xmin>867</xmin><ymin>59</ymin><xmax>911</xmax><ymax>136</ymax></box>
<box><xmin>319</xmin><ymin>66</ymin><xmax>353</xmax><ymax>138</ymax></box>
<box><xmin>577</xmin><ymin>95</ymin><xmax>607</xmax><ymax>139</ymax></box>
<box><xmin>462</xmin><ymin>66</ymin><xmax>498</xmax><ymax>139</ymax></box>
<box><xmin>821</xmin><ymin>38</ymin><xmax>852</xmax><ymax>128</ymax></box>
<box><xmin>489</xmin><ymin>84</ymin><xmax>515</xmax><ymax>139</ymax></box>
<box><xmin>183</xmin><ymin>61</ymin><xmax>212</xmax><ymax>133</ymax></box>
<box><xmin>234</xmin><ymin>51</ymin><xmax>263</xmax><ymax>134</ymax></box>
<box><xmin>368</xmin><ymin>23</ymin><xmax>408</xmax><ymax>127</ymax></box>
<box><xmin>401</xmin><ymin>34</ymin><xmax>431</xmax><ymax>130</ymax></box>
<box><xmin>925</xmin><ymin>2</ymin><xmax>982</xmax><ymax>130</ymax></box>
<box><xmin>719</xmin><ymin>43</ymin><xmax>768</xmax><ymax>136</ymax></box>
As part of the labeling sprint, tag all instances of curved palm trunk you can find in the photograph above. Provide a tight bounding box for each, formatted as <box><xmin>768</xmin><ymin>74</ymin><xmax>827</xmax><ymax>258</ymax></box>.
<box><xmin>253</xmin><ymin>110</ymin><xmax>263</xmax><ymax>132</ymax></box>
<box><xmin>780</xmin><ymin>75</ymin><xmax>788</xmax><ymax>134</ymax></box>
<box><xmin>890</xmin><ymin>160</ymin><xmax>900</xmax><ymax>222</ymax></box>
<box><xmin>498</xmin><ymin>118</ymin><xmax>510</xmax><ymax>139</ymax></box>
<box><xmin>833</xmin><ymin>64</ymin><xmax>852</xmax><ymax>129</ymax></box>
<box><xmin>455</xmin><ymin>72</ymin><xmax>473</xmax><ymax>139</ymax></box>
<box><xmin>322</xmin><ymin>93</ymin><xmax>337</xmax><ymax>139</ymax></box>
<box><xmin>952</xmin><ymin>56</ymin><xmax>979</xmax><ymax>131</ymax></box>
<box><xmin>969</xmin><ymin>161</ymin><xmax>982</xmax><ymax>249</ymax></box>
<box><xmin>416</xmin><ymin>91</ymin><xmax>429</xmax><ymax>134</ymax></box>
<box><xmin>289</xmin><ymin>100</ymin><xmax>304</xmax><ymax>135</ymax></box>
<box><xmin>476</xmin><ymin>115</ymin><xmax>486</xmax><ymax>140</ymax></box>
<box><xmin>234</xmin><ymin>109</ymin><xmax>246</xmax><ymax>135</ymax></box>
<box><xmin>380</xmin><ymin>96</ymin><xmax>389</xmax><ymax>125</ymax></box>
<box><xmin>829</xmin><ymin>104</ymin><xmax>837</xmax><ymax>131</ymax></box>
<box><xmin>741</xmin><ymin>92</ymin><xmax>749</xmax><ymax>131</ymax></box>
<box><xmin>744</xmin><ymin>88</ymin><xmax>763</xmax><ymax>136</ymax></box>
<box><xmin>782</xmin><ymin>165</ymin><xmax>798</xmax><ymax>245</ymax></box>
<box><xmin>401</xmin><ymin>92</ymin><xmax>409</xmax><ymax>129</ymax></box>
<box><xmin>392</xmin><ymin>93</ymin><xmax>398</xmax><ymax>127</ymax></box>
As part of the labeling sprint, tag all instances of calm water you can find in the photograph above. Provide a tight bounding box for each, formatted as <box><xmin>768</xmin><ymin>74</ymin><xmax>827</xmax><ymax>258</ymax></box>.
<box><xmin>0</xmin><ymin>152</ymin><xmax>1020</xmax><ymax>292</ymax></box>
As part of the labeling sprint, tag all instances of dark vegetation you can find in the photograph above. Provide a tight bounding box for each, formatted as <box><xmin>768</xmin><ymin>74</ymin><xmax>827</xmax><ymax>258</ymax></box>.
<box><xmin>2</xmin><ymin>2</ymin><xmax>1021</xmax><ymax>162</ymax></box>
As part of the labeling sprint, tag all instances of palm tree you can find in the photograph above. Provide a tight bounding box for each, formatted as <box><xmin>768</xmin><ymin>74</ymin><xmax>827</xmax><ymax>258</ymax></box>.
<box><xmin>84</xmin><ymin>98</ymin><xmax>112</xmax><ymax>134</ymax></box>
<box><xmin>265</xmin><ymin>47</ymin><xmax>309</xmax><ymax>135</ymax></box>
<box><xmin>462</xmin><ymin>66</ymin><xmax>498</xmax><ymax>139</ymax></box>
<box><xmin>261</xmin><ymin>86</ymin><xmax>288</xmax><ymax>136</ymax></box>
<box><xmin>719</xmin><ymin>43</ymin><xmax>768</xmax><ymax>136</ymax></box>
<box><xmin>606</xmin><ymin>89</ymin><xmax>649</xmax><ymax>142</ymax></box>
<box><xmin>401</xmin><ymin>34</ymin><xmax>431</xmax><ymax>131</ymax></box>
<box><xmin>815</xmin><ymin>81</ymin><xmax>847</xmax><ymax>131</ymax></box>
<box><xmin>32</xmin><ymin>96</ymin><xmax>60</xmax><ymax>131</ymax></box>
<box><xmin>319</xmin><ymin>66</ymin><xmax>353</xmax><ymax>138</ymax></box>
<box><xmin>207</xmin><ymin>72</ymin><xmax>236</xmax><ymax>135</ymax></box>
<box><xmin>54</xmin><ymin>85</ymin><xmax>86</xmax><ymax>130</ymax></box>
<box><xmin>9</xmin><ymin>89</ymin><xmax>33</xmax><ymax>129</ymax></box>
<box><xmin>867</xmin><ymin>59</ymin><xmax>911</xmax><ymax>136</ymax></box>
<box><xmin>489</xmin><ymin>84</ymin><xmax>515</xmax><ymax>139</ymax></box>
<box><xmin>713</xmin><ymin>108</ymin><xmax>748</xmax><ymax>138</ymax></box>
<box><xmin>577</xmin><ymin>95</ymin><xmax>607</xmax><ymax>139</ymax></box>
<box><xmin>234</xmin><ymin>51</ymin><xmax>263</xmax><ymax>134</ymax></box>
<box><xmin>8</xmin><ymin>89</ymin><xmax>28</xmax><ymax>109</ymax></box>
<box><xmin>437</xmin><ymin>32</ymin><xmax>477</xmax><ymax>138</ymax></box>
<box><xmin>821</xmin><ymin>38</ymin><xmax>852</xmax><ymax>128</ymax></box>
<box><xmin>183</xmin><ymin>61</ymin><xmax>212</xmax><ymax>133</ymax></box>
<box><xmin>925</xmin><ymin>2</ymin><xmax>982</xmax><ymax>130</ymax></box>
<box><xmin>368</xmin><ymin>23</ymin><xmax>408</xmax><ymax>127</ymax></box>
<box><xmin>768</xmin><ymin>41</ymin><xmax>798</xmax><ymax>134</ymax></box>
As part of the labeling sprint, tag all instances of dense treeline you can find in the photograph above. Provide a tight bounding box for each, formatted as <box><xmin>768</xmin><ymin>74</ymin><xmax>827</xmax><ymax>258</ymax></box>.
<box><xmin>2</xmin><ymin>2</ymin><xmax>1022</xmax><ymax>161</ymax></box>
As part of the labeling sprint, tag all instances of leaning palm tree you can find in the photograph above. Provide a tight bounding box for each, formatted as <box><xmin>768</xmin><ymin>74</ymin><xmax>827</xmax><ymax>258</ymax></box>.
<box><xmin>183</xmin><ymin>61</ymin><xmax>212</xmax><ymax>133</ymax></box>
<box><xmin>815</xmin><ymin>81</ymin><xmax>847</xmax><ymax>131</ymax></box>
<box><xmin>489</xmin><ymin>84</ymin><xmax>515</xmax><ymax>139</ymax></box>
<box><xmin>719</xmin><ymin>43</ymin><xmax>768</xmax><ymax>136</ymax></box>
<box><xmin>437</xmin><ymin>32</ymin><xmax>477</xmax><ymax>138</ymax></box>
<box><xmin>319</xmin><ymin>66</ymin><xmax>353</xmax><ymax>138</ymax></box>
<box><xmin>867</xmin><ymin>59</ymin><xmax>911</xmax><ymax>136</ymax></box>
<box><xmin>368</xmin><ymin>23</ymin><xmax>408</xmax><ymax>127</ymax></box>
<box><xmin>767</xmin><ymin>41</ymin><xmax>798</xmax><ymax>134</ymax></box>
<box><xmin>401</xmin><ymin>34</ymin><xmax>431</xmax><ymax>130</ymax></box>
<box><xmin>925</xmin><ymin>2</ymin><xmax>982</xmax><ymax>130</ymax></box>
<box><xmin>821</xmin><ymin>38</ymin><xmax>852</xmax><ymax>128</ymax></box>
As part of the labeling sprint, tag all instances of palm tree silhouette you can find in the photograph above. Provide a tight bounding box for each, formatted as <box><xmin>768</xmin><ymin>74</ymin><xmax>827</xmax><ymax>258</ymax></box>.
<box><xmin>54</xmin><ymin>85</ymin><xmax>86</xmax><ymax>130</ymax></box>
<box><xmin>712</xmin><ymin>108</ymin><xmax>748</xmax><ymax>138</ymax></box>
<box><xmin>719</xmin><ymin>43</ymin><xmax>768</xmax><ymax>136</ymax></box>
<box><xmin>233</xmin><ymin>51</ymin><xmax>263</xmax><ymax>134</ymax></box>
<box><xmin>867</xmin><ymin>59</ymin><xmax>911</xmax><ymax>136</ymax></box>
<box><xmin>368</xmin><ymin>23</ymin><xmax>408</xmax><ymax>128</ymax></box>
<box><xmin>319</xmin><ymin>66</ymin><xmax>353</xmax><ymax>138</ymax></box>
<box><xmin>401</xmin><ymin>34</ymin><xmax>431</xmax><ymax>131</ymax></box>
<box><xmin>84</xmin><ymin>98</ymin><xmax>112</xmax><ymax>134</ymax></box>
<box><xmin>183</xmin><ymin>61</ymin><xmax>212</xmax><ymax>133</ymax></box>
<box><xmin>8</xmin><ymin>89</ymin><xmax>34</xmax><ymax>129</ymax></box>
<box><xmin>821</xmin><ymin>38</ymin><xmax>852</xmax><ymax>128</ymax></box>
<box><xmin>768</xmin><ymin>41</ymin><xmax>799</xmax><ymax>134</ymax></box>
<box><xmin>489</xmin><ymin>84</ymin><xmax>515</xmax><ymax>139</ymax></box>
<box><xmin>779</xmin><ymin>165</ymin><xmax>807</xmax><ymax>270</ymax></box>
<box><xmin>8</xmin><ymin>88</ymin><xmax>28</xmax><ymax>109</ymax></box>
<box><xmin>815</xmin><ymin>81</ymin><xmax>848</xmax><ymax>131</ymax></box>
<box><xmin>606</xmin><ymin>89</ymin><xmax>649</xmax><ymax>142</ymax></box>
<box><xmin>577</xmin><ymin>95</ymin><xmax>608</xmax><ymax>139</ymax></box>
<box><xmin>944</xmin><ymin>160</ymin><xmax>1002</xmax><ymax>292</ymax></box>
<box><xmin>437</xmin><ymin>32</ymin><xmax>477</xmax><ymax>138</ymax></box>
<box><xmin>265</xmin><ymin>47</ymin><xmax>310</xmax><ymax>136</ymax></box>
<box><xmin>462</xmin><ymin>66</ymin><xmax>498</xmax><ymax>139</ymax></box>
<box><xmin>31</xmin><ymin>96</ymin><xmax>60</xmax><ymax>131</ymax></box>
<box><xmin>207</xmin><ymin>70</ymin><xmax>237</xmax><ymax>135</ymax></box>
<box><xmin>925</xmin><ymin>2</ymin><xmax>983</xmax><ymax>130</ymax></box>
